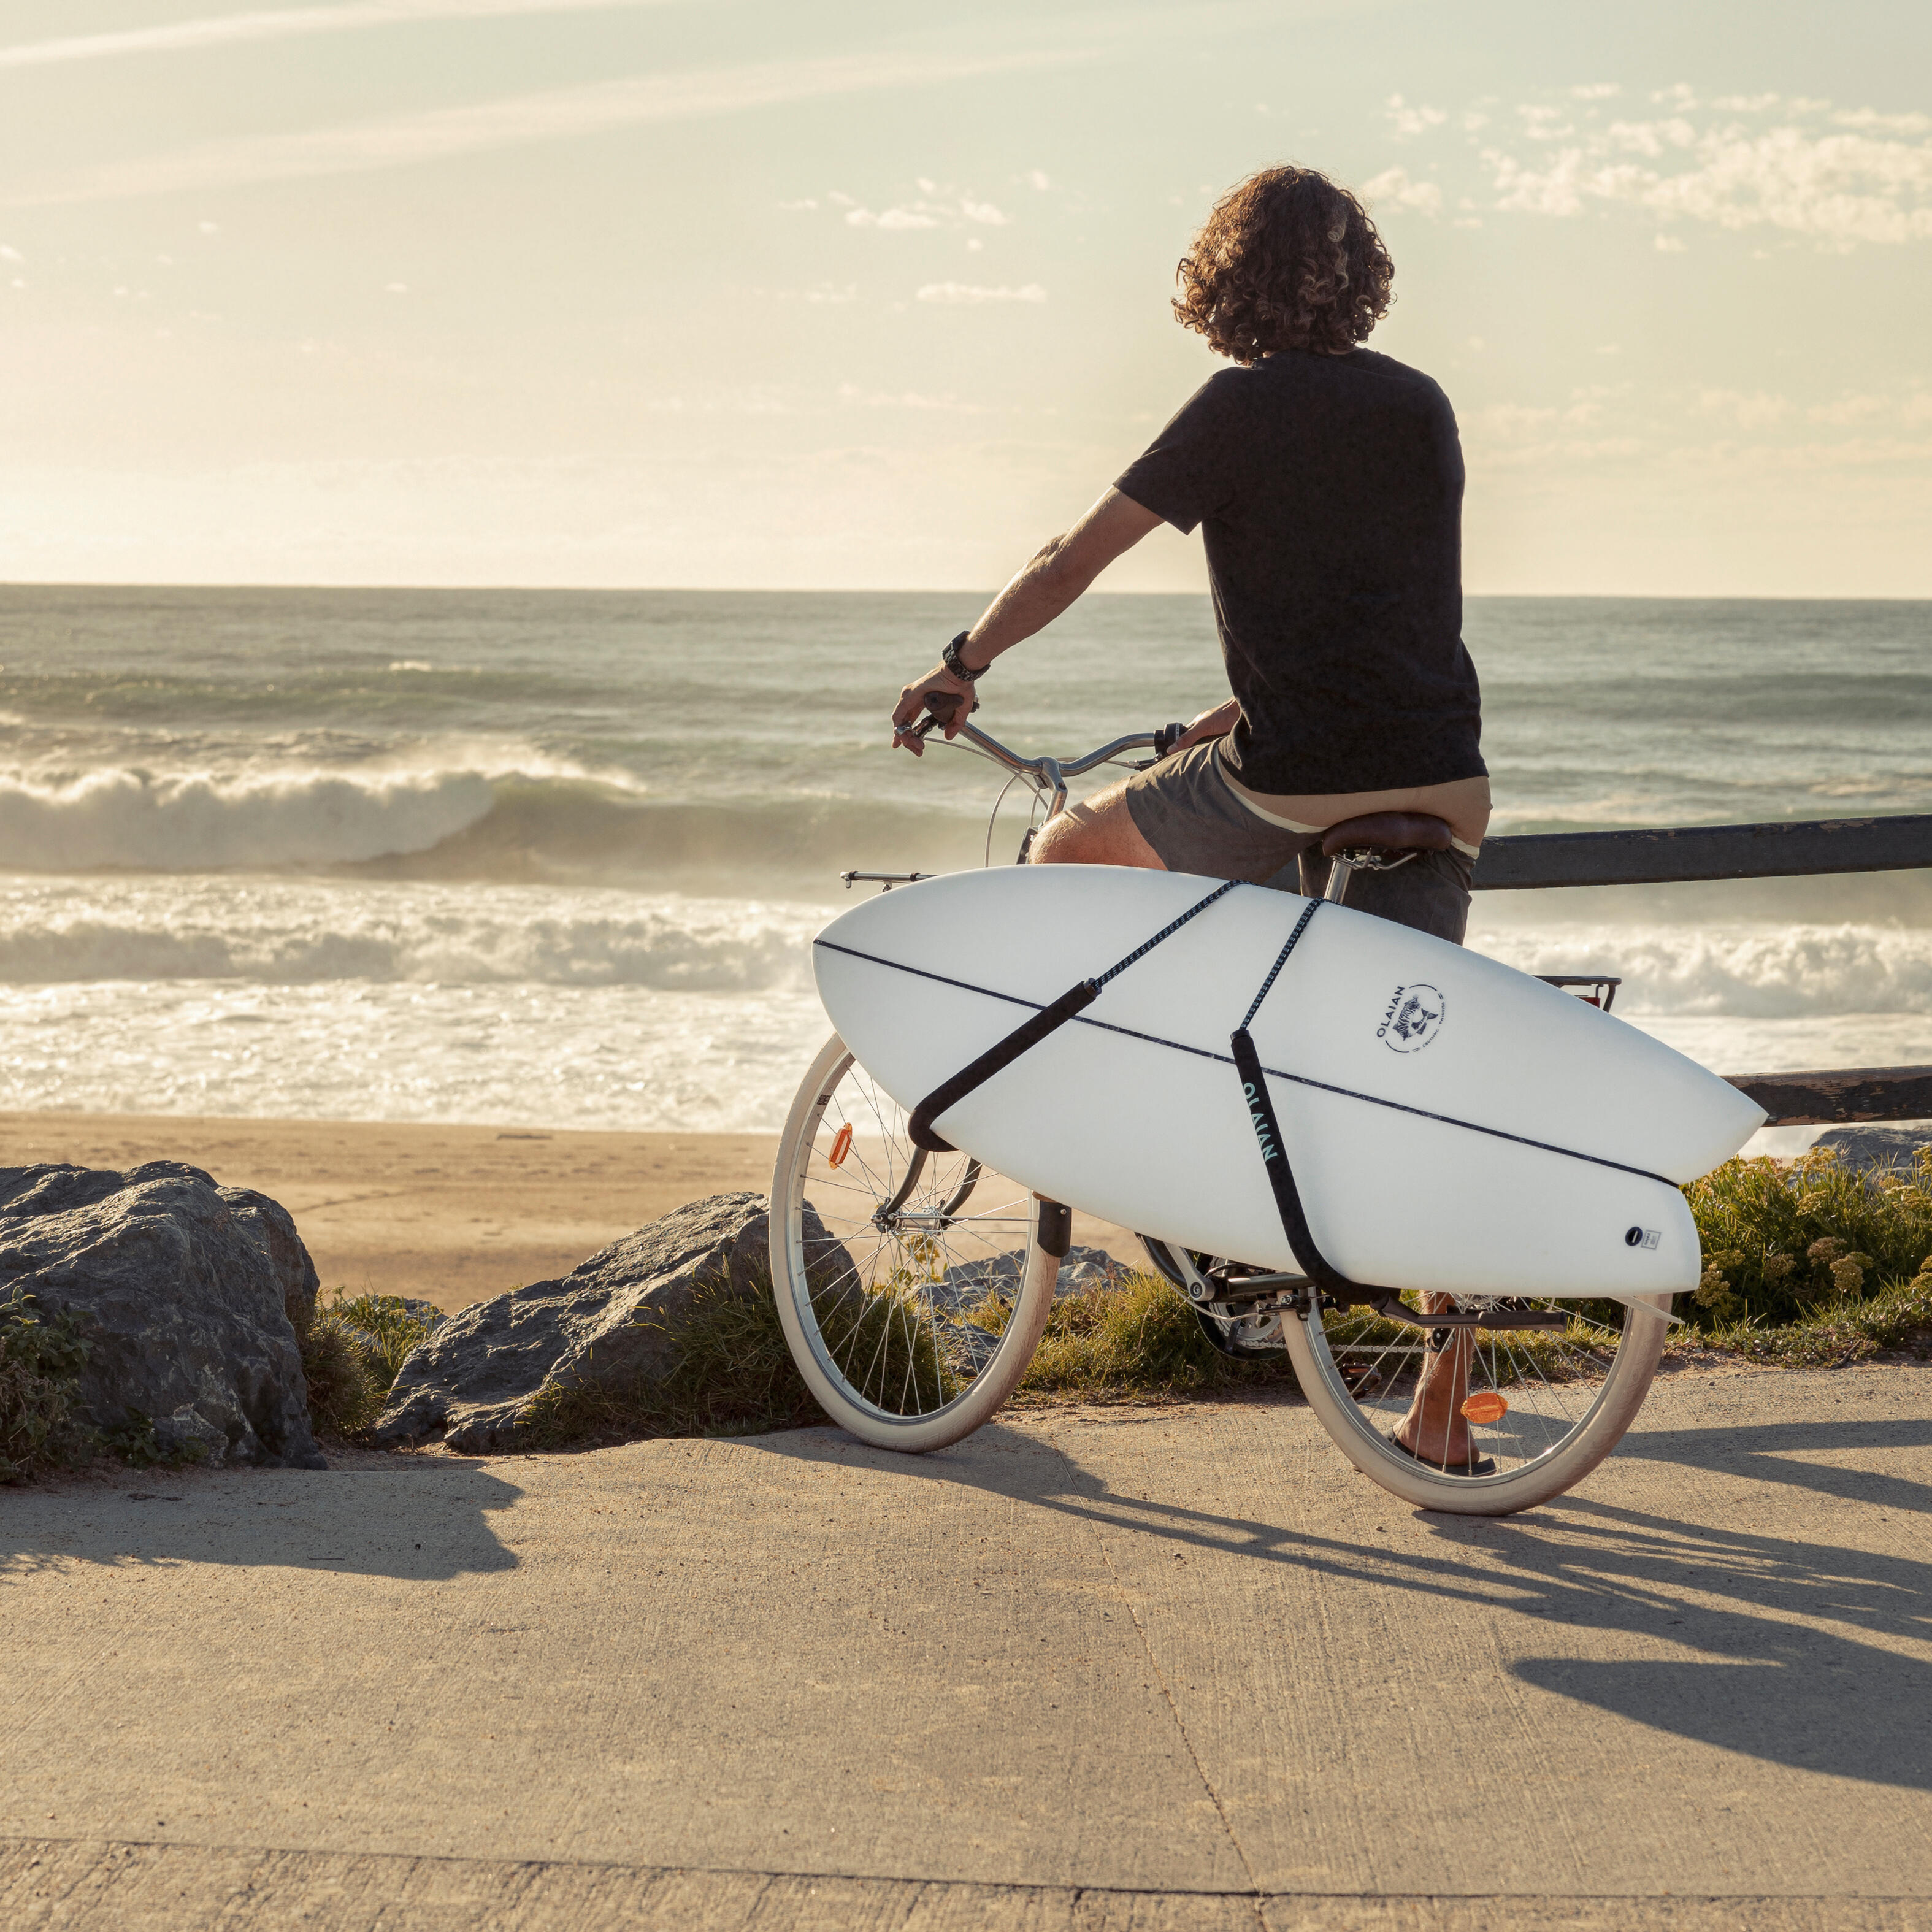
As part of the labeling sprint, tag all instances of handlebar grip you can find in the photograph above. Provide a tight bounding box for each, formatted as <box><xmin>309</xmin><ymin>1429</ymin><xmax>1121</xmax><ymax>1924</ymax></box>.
<box><xmin>1153</xmin><ymin>721</ymin><xmax>1187</xmax><ymax>759</ymax></box>
<box><xmin>915</xmin><ymin>689</ymin><xmax>980</xmax><ymax>735</ymax></box>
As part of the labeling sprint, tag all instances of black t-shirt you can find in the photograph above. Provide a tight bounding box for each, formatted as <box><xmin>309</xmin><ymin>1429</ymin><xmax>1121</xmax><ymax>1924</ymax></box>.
<box><xmin>1116</xmin><ymin>348</ymin><xmax>1484</xmax><ymax>795</ymax></box>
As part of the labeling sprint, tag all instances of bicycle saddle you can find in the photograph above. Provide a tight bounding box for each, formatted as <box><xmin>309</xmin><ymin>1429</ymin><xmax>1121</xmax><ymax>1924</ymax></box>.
<box><xmin>1319</xmin><ymin>811</ymin><xmax>1454</xmax><ymax>859</ymax></box>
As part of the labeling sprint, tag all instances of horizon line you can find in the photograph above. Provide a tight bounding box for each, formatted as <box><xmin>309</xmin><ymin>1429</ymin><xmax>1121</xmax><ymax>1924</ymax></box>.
<box><xmin>2</xmin><ymin>580</ymin><xmax>1928</xmax><ymax>602</ymax></box>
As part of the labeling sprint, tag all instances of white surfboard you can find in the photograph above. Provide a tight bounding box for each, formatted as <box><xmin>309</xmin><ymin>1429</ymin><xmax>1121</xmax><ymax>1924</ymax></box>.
<box><xmin>811</xmin><ymin>866</ymin><xmax>1765</xmax><ymax>1301</ymax></box>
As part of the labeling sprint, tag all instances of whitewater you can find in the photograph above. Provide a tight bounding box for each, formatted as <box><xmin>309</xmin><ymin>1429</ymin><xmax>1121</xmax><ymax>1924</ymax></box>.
<box><xmin>1</xmin><ymin>586</ymin><xmax>1927</xmax><ymax>1133</ymax></box>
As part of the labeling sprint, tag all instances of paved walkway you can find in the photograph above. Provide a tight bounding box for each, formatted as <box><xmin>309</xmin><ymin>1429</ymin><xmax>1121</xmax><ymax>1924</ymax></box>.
<box><xmin>4</xmin><ymin>1363</ymin><xmax>1929</xmax><ymax>1928</ymax></box>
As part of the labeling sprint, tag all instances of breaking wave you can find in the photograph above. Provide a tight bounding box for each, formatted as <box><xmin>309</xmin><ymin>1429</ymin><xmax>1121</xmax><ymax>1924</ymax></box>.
<box><xmin>1474</xmin><ymin>923</ymin><xmax>1932</xmax><ymax>1019</ymax></box>
<box><xmin>0</xmin><ymin>765</ymin><xmax>984</xmax><ymax>886</ymax></box>
<box><xmin>0</xmin><ymin>881</ymin><xmax>822</xmax><ymax>991</ymax></box>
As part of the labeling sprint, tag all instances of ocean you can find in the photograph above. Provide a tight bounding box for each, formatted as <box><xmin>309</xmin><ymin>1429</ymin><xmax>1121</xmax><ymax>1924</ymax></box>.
<box><xmin>2</xmin><ymin>586</ymin><xmax>1928</xmax><ymax>1138</ymax></box>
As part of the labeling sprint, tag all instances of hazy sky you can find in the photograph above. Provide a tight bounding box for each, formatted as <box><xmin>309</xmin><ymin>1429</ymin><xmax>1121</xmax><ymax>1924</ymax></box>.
<box><xmin>2</xmin><ymin>0</ymin><xmax>1928</xmax><ymax>592</ymax></box>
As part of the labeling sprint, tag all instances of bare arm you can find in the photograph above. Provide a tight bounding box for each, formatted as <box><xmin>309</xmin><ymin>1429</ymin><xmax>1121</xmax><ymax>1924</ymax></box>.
<box><xmin>892</xmin><ymin>488</ymin><xmax>1163</xmax><ymax>751</ymax></box>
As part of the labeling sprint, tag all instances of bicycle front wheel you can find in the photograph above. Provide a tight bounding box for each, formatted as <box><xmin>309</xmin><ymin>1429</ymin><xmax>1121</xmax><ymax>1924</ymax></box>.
<box><xmin>1282</xmin><ymin>1288</ymin><xmax>1670</xmax><ymax>1515</ymax></box>
<box><xmin>769</xmin><ymin>1032</ymin><xmax>1060</xmax><ymax>1452</ymax></box>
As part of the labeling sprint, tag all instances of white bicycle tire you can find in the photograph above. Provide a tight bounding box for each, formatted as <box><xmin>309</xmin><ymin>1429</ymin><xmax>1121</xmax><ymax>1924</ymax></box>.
<box><xmin>770</xmin><ymin>1032</ymin><xmax>1061</xmax><ymax>1453</ymax></box>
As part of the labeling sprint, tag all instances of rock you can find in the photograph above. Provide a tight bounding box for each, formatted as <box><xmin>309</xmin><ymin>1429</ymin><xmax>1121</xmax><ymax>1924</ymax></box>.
<box><xmin>0</xmin><ymin>1161</ymin><xmax>328</xmax><ymax>1469</ymax></box>
<box><xmin>1812</xmin><ymin>1125</ymin><xmax>1932</xmax><ymax>1174</ymax></box>
<box><xmin>151</xmin><ymin>1404</ymin><xmax>230</xmax><ymax>1465</ymax></box>
<box><xmin>373</xmin><ymin>1192</ymin><xmax>818</xmax><ymax>1453</ymax></box>
<box><xmin>938</xmin><ymin>1243</ymin><xmax>1132</xmax><ymax>1308</ymax></box>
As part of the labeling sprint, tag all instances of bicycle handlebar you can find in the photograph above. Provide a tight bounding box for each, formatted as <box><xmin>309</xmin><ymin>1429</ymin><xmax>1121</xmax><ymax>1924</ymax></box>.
<box><xmin>953</xmin><ymin>720</ymin><xmax>1163</xmax><ymax>777</ymax></box>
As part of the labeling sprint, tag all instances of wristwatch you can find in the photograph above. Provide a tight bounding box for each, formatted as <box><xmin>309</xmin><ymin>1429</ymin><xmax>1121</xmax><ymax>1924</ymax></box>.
<box><xmin>941</xmin><ymin>631</ymin><xmax>986</xmax><ymax>682</ymax></box>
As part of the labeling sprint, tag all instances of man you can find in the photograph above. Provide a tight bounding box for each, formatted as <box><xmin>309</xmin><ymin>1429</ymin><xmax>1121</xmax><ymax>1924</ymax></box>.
<box><xmin>890</xmin><ymin>165</ymin><xmax>1490</xmax><ymax>1471</ymax></box>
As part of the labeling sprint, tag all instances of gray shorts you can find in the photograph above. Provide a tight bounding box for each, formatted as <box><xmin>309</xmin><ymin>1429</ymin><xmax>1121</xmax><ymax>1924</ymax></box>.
<box><xmin>1121</xmin><ymin>740</ymin><xmax>1473</xmax><ymax>945</ymax></box>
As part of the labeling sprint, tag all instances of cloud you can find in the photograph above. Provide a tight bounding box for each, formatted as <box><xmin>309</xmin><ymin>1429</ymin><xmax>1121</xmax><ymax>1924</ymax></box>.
<box><xmin>847</xmin><ymin>206</ymin><xmax>941</xmax><ymax>229</ymax></box>
<box><xmin>5</xmin><ymin>46</ymin><xmax>1097</xmax><ymax>205</ymax></box>
<box><xmin>1362</xmin><ymin>166</ymin><xmax>1441</xmax><ymax>216</ymax></box>
<box><xmin>841</xmin><ymin>191</ymin><xmax>1008</xmax><ymax>232</ymax></box>
<box><xmin>1809</xmin><ymin>389</ymin><xmax>1932</xmax><ymax>427</ymax></box>
<box><xmin>1384</xmin><ymin>94</ymin><xmax>1446</xmax><ymax>140</ymax></box>
<box><xmin>838</xmin><ymin>384</ymin><xmax>984</xmax><ymax>413</ymax></box>
<box><xmin>1654</xmin><ymin>231</ymin><xmax>1686</xmax><ymax>251</ymax></box>
<box><xmin>1481</xmin><ymin>95</ymin><xmax>1932</xmax><ymax>246</ymax></box>
<box><xmin>1698</xmin><ymin>388</ymin><xmax>1789</xmax><ymax>428</ymax></box>
<box><xmin>0</xmin><ymin>0</ymin><xmax>685</xmax><ymax>69</ymax></box>
<box><xmin>914</xmin><ymin>282</ymin><xmax>1045</xmax><ymax>304</ymax></box>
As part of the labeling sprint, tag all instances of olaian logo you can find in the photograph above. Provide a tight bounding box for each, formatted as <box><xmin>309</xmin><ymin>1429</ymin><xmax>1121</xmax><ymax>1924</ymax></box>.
<box><xmin>1243</xmin><ymin>1081</ymin><xmax>1281</xmax><ymax>1162</ymax></box>
<box><xmin>1378</xmin><ymin>983</ymin><xmax>1445</xmax><ymax>1053</ymax></box>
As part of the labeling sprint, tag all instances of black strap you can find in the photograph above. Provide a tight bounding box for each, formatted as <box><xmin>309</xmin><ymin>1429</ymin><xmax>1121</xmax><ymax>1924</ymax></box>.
<box><xmin>1231</xmin><ymin>1026</ymin><xmax>1356</xmax><ymax>1294</ymax></box>
<box><xmin>910</xmin><ymin>981</ymin><xmax>1097</xmax><ymax>1152</ymax></box>
<box><xmin>907</xmin><ymin>878</ymin><xmax>1239</xmax><ymax>1154</ymax></box>
<box><xmin>1230</xmin><ymin>904</ymin><xmax>1393</xmax><ymax>1305</ymax></box>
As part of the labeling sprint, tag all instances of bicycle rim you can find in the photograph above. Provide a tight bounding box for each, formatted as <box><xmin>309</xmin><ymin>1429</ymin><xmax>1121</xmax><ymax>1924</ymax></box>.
<box><xmin>771</xmin><ymin>1033</ymin><xmax>1058</xmax><ymax>1452</ymax></box>
<box><xmin>1284</xmin><ymin>1290</ymin><xmax>1669</xmax><ymax>1515</ymax></box>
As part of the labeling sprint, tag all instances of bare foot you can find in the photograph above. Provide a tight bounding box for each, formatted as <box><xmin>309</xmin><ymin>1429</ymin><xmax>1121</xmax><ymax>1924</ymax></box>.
<box><xmin>1392</xmin><ymin>1294</ymin><xmax>1474</xmax><ymax>1463</ymax></box>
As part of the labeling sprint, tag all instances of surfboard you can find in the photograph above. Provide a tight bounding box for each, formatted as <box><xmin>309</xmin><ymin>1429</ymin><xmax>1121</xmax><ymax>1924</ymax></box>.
<box><xmin>810</xmin><ymin>865</ymin><xmax>1765</xmax><ymax>1301</ymax></box>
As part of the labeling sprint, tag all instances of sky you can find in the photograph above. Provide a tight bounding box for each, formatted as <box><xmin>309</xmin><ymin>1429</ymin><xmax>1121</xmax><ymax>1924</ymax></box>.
<box><xmin>1</xmin><ymin>0</ymin><xmax>1929</xmax><ymax>594</ymax></box>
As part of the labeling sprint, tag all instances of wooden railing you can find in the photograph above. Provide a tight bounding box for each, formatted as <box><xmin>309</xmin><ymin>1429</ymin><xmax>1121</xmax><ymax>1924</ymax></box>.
<box><xmin>1471</xmin><ymin>812</ymin><xmax>1932</xmax><ymax>1129</ymax></box>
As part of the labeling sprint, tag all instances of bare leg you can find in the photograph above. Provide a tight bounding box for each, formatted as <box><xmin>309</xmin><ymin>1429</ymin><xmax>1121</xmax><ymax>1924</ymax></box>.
<box><xmin>1393</xmin><ymin>1292</ymin><xmax>1476</xmax><ymax>1465</ymax></box>
<box><xmin>1026</xmin><ymin>777</ymin><xmax>1166</xmax><ymax>868</ymax></box>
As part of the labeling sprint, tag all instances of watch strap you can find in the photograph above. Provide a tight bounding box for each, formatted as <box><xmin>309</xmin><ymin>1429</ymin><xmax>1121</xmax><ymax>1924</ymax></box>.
<box><xmin>942</xmin><ymin>631</ymin><xmax>985</xmax><ymax>681</ymax></box>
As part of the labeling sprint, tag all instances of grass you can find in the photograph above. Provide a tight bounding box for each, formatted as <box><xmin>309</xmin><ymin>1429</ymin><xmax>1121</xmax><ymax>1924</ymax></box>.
<box><xmin>1008</xmin><ymin>1270</ymin><xmax>1298</xmax><ymax>1404</ymax></box>
<box><xmin>299</xmin><ymin>1292</ymin><xmax>443</xmax><ymax>1438</ymax></box>
<box><xmin>0</xmin><ymin>1290</ymin><xmax>98</xmax><ymax>1484</ymax></box>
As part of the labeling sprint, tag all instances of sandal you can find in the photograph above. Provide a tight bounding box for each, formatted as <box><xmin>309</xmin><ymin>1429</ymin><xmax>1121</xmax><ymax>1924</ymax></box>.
<box><xmin>1384</xmin><ymin>1432</ymin><xmax>1495</xmax><ymax>1478</ymax></box>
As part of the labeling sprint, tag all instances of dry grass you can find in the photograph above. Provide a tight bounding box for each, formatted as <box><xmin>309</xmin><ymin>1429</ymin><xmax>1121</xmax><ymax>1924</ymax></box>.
<box><xmin>300</xmin><ymin>1292</ymin><xmax>443</xmax><ymax>1438</ymax></box>
<box><xmin>1005</xmin><ymin>1270</ymin><xmax>1298</xmax><ymax>1405</ymax></box>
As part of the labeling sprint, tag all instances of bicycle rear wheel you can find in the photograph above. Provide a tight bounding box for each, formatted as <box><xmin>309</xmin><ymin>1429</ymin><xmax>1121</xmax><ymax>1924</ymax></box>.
<box><xmin>1282</xmin><ymin>1287</ymin><xmax>1670</xmax><ymax>1514</ymax></box>
<box><xmin>769</xmin><ymin>1032</ymin><xmax>1060</xmax><ymax>1452</ymax></box>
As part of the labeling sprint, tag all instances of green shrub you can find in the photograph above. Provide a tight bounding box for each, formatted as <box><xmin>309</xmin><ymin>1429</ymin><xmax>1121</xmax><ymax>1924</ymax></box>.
<box><xmin>299</xmin><ymin>1292</ymin><xmax>442</xmax><ymax>1438</ymax></box>
<box><xmin>1703</xmin><ymin>1268</ymin><xmax>1932</xmax><ymax>1368</ymax></box>
<box><xmin>0</xmin><ymin>1290</ymin><xmax>97</xmax><ymax>1484</ymax></box>
<box><xmin>1685</xmin><ymin>1146</ymin><xmax>1932</xmax><ymax>1331</ymax></box>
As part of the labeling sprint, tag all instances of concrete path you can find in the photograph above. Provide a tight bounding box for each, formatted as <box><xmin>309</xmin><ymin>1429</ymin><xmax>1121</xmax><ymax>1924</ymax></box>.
<box><xmin>4</xmin><ymin>1363</ymin><xmax>1929</xmax><ymax>1928</ymax></box>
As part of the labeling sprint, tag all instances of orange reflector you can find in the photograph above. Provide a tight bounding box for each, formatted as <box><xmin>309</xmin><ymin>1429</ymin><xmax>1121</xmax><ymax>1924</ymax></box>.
<box><xmin>1461</xmin><ymin>1392</ymin><xmax>1509</xmax><ymax>1425</ymax></box>
<box><xmin>827</xmin><ymin>1123</ymin><xmax>853</xmax><ymax>1168</ymax></box>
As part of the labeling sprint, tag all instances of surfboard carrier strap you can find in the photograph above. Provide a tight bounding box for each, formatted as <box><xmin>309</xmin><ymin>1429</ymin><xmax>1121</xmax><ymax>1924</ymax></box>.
<box><xmin>908</xmin><ymin>880</ymin><xmax>1240</xmax><ymax>1154</ymax></box>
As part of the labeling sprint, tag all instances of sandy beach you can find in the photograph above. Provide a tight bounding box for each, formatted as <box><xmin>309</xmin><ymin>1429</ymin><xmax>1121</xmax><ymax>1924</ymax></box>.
<box><xmin>0</xmin><ymin>1113</ymin><xmax>777</xmax><ymax>1313</ymax></box>
<box><xmin>0</xmin><ymin>1113</ymin><xmax>1140</xmax><ymax>1313</ymax></box>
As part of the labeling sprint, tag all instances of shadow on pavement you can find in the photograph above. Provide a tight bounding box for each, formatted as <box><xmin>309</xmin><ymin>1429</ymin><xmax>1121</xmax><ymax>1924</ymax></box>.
<box><xmin>0</xmin><ymin>1460</ymin><xmax>523</xmax><ymax>1585</ymax></box>
<box><xmin>751</xmin><ymin>1411</ymin><xmax>1932</xmax><ymax>1792</ymax></box>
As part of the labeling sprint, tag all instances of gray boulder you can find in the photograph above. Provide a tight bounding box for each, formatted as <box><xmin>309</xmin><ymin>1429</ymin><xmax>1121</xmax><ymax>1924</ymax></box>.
<box><xmin>1812</xmin><ymin>1125</ymin><xmax>1932</xmax><ymax>1173</ymax></box>
<box><xmin>373</xmin><ymin>1192</ymin><xmax>819</xmax><ymax>1453</ymax></box>
<box><xmin>938</xmin><ymin>1243</ymin><xmax>1130</xmax><ymax>1308</ymax></box>
<box><xmin>0</xmin><ymin>1161</ymin><xmax>326</xmax><ymax>1469</ymax></box>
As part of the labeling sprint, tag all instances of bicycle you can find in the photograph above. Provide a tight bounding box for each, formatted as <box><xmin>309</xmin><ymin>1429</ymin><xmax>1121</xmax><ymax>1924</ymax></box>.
<box><xmin>769</xmin><ymin>716</ymin><xmax>1669</xmax><ymax>1516</ymax></box>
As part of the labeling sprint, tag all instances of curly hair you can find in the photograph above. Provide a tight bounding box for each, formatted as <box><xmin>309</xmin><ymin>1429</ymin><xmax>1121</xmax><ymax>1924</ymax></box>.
<box><xmin>1173</xmin><ymin>166</ymin><xmax>1394</xmax><ymax>362</ymax></box>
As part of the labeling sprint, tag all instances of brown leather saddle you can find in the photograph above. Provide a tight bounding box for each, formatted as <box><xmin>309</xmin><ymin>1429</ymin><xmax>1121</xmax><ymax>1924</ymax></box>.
<box><xmin>1318</xmin><ymin>811</ymin><xmax>1454</xmax><ymax>905</ymax></box>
